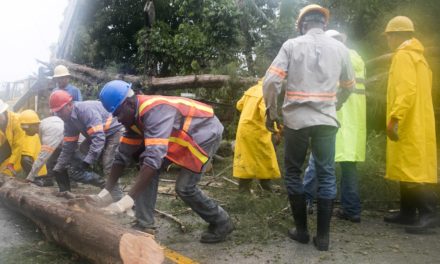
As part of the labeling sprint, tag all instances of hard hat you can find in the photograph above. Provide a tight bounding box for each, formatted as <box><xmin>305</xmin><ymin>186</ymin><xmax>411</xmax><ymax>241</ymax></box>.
<box><xmin>325</xmin><ymin>29</ymin><xmax>347</xmax><ymax>42</ymax></box>
<box><xmin>385</xmin><ymin>16</ymin><xmax>414</xmax><ymax>33</ymax></box>
<box><xmin>296</xmin><ymin>4</ymin><xmax>330</xmax><ymax>33</ymax></box>
<box><xmin>49</xmin><ymin>90</ymin><xmax>73</xmax><ymax>113</ymax></box>
<box><xmin>99</xmin><ymin>80</ymin><xmax>133</xmax><ymax>113</ymax></box>
<box><xmin>52</xmin><ymin>65</ymin><xmax>71</xmax><ymax>78</ymax></box>
<box><xmin>0</xmin><ymin>99</ymin><xmax>9</xmax><ymax>114</ymax></box>
<box><xmin>19</xmin><ymin>110</ymin><xmax>40</xmax><ymax>124</ymax></box>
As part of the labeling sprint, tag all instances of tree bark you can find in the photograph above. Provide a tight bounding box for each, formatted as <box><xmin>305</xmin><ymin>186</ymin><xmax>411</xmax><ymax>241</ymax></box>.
<box><xmin>0</xmin><ymin>175</ymin><xmax>164</xmax><ymax>264</ymax></box>
<box><xmin>52</xmin><ymin>59</ymin><xmax>257</xmax><ymax>92</ymax></box>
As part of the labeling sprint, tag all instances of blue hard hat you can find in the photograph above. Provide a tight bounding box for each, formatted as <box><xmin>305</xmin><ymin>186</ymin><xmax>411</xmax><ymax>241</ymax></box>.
<box><xmin>99</xmin><ymin>80</ymin><xmax>132</xmax><ymax>113</ymax></box>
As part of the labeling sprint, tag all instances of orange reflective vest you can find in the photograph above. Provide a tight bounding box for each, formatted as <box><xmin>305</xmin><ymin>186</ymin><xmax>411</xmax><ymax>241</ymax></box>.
<box><xmin>135</xmin><ymin>95</ymin><xmax>214</xmax><ymax>173</ymax></box>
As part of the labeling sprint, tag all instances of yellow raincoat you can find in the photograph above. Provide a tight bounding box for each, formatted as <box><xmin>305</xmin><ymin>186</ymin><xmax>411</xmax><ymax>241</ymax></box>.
<box><xmin>233</xmin><ymin>80</ymin><xmax>281</xmax><ymax>179</ymax></box>
<box><xmin>21</xmin><ymin>134</ymin><xmax>47</xmax><ymax>176</ymax></box>
<box><xmin>386</xmin><ymin>38</ymin><xmax>437</xmax><ymax>183</ymax></box>
<box><xmin>0</xmin><ymin>111</ymin><xmax>24</xmax><ymax>176</ymax></box>
<box><xmin>335</xmin><ymin>49</ymin><xmax>366</xmax><ymax>162</ymax></box>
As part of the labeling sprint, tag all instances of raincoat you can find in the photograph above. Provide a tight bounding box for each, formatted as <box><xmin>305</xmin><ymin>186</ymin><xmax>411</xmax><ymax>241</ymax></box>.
<box><xmin>385</xmin><ymin>38</ymin><xmax>437</xmax><ymax>183</ymax></box>
<box><xmin>335</xmin><ymin>49</ymin><xmax>366</xmax><ymax>162</ymax></box>
<box><xmin>233</xmin><ymin>80</ymin><xmax>281</xmax><ymax>179</ymax></box>
<box><xmin>0</xmin><ymin>111</ymin><xmax>24</xmax><ymax>176</ymax></box>
<box><xmin>21</xmin><ymin>134</ymin><xmax>47</xmax><ymax>176</ymax></box>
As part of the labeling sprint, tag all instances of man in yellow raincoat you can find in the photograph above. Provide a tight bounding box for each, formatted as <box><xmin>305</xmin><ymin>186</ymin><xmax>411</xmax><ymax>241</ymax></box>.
<box><xmin>383</xmin><ymin>16</ymin><xmax>438</xmax><ymax>234</ymax></box>
<box><xmin>19</xmin><ymin>110</ymin><xmax>53</xmax><ymax>186</ymax></box>
<box><xmin>0</xmin><ymin>99</ymin><xmax>24</xmax><ymax>176</ymax></box>
<box><xmin>233</xmin><ymin>79</ymin><xmax>281</xmax><ymax>192</ymax></box>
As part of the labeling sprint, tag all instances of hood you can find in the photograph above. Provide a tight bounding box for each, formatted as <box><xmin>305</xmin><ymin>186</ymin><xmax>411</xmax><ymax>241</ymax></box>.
<box><xmin>397</xmin><ymin>38</ymin><xmax>424</xmax><ymax>53</ymax></box>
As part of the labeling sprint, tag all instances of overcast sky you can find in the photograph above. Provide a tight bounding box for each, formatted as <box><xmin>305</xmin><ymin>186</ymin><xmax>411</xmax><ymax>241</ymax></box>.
<box><xmin>0</xmin><ymin>0</ymin><xmax>68</xmax><ymax>82</ymax></box>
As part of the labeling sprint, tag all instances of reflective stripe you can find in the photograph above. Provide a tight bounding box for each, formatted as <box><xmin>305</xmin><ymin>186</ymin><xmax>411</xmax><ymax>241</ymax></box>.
<box><xmin>340</xmin><ymin>79</ymin><xmax>356</xmax><ymax>88</ymax></box>
<box><xmin>268</xmin><ymin>66</ymin><xmax>286</xmax><ymax>79</ymax></box>
<box><xmin>40</xmin><ymin>145</ymin><xmax>55</xmax><ymax>153</ymax></box>
<box><xmin>104</xmin><ymin>116</ymin><xmax>113</xmax><ymax>130</ymax></box>
<box><xmin>87</xmin><ymin>124</ymin><xmax>104</xmax><ymax>135</ymax></box>
<box><xmin>144</xmin><ymin>138</ymin><xmax>169</xmax><ymax>146</ymax></box>
<box><xmin>64</xmin><ymin>136</ymin><xmax>79</xmax><ymax>142</ymax></box>
<box><xmin>182</xmin><ymin>107</ymin><xmax>195</xmax><ymax>132</ymax></box>
<box><xmin>130</xmin><ymin>125</ymin><xmax>142</xmax><ymax>135</ymax></box>
<box><xmin>120</xmin><ymin>137</ymin><xmax>142</xmax><ymax>145</ymax></box>
<box><xmin>169</xmin><ymin>136</ymin><xmax>209</xmax><ymax>164</ymax></box>
<box><xmin>139</xmin><ymin>97</ymin><xmax>213</xmax><ymax>116</ymax></box>
<box><xmin>286</xmin><ymin>91</ymin><xmax>336</xmax><ymax>101</ymax></box>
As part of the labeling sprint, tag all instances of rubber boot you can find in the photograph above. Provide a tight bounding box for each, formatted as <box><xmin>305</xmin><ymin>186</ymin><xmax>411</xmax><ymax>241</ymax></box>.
<box><xmin>53</xmin><ymin>170</ymin><xmax>71</xmax><ymax>192</ymax></box>
<box><xmin>287</xmin><ymin>194</ymin><xmax>310</xmax><ymax>243</ymax></box>
<box><xmin>313</xmin><ymin>198</ymin><xmax>333</xmax><ymax>251</ymax></box>
<box><xmin>238</xmin><ymin>179</ymin><xmax>252</xmax><ymax>194</ymax></box>
<box><xmin>384</xmin><ymin>182</ymin><xmax>417</xmax><ymax>225</ymax></box>
<box><xmin>406</xmin><ymin>185</ymin><xmax>438</xmax><ymax>234</ymax></box>
<box><xmin>259</xmin><ymin>179</ymin><xmax>272</xmax><ymax>191</ymax></box>
<box><xmin>200</xmin><ymin>215</ymin><xmax>234</xmax><ymax>243</ymax></box>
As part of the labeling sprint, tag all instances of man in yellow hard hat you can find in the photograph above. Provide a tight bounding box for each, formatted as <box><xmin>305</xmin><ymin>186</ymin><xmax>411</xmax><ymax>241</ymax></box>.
<box><xmin>263</xmin><ymin>4</ymin><xmax>355</xmax><ymax>251</ymax></box>
<box><xmin>382</xmin><ymin>16</ymin><xmax>438</xmax><ymax>234</ymax></box>
<box><xmin>19</xmin><ymin>110</ymin><xmax>53</xmax><ymax>186</ymax></box>
<box><xmin>52</xmin><ymin>65</ymin><xmax>82</xmax><ymax>101</ymax></box>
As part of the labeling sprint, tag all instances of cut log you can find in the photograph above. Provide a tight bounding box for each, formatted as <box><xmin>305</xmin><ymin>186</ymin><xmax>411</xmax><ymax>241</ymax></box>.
<box><xmin>0</xmin><ymin>174</ymin><xmax>164</xmax><ymax>264</ymax></box>
<box><xmin>51</xmin><ymin>59</ymin><xmax>257</xmax><ymax>91</ymax></box>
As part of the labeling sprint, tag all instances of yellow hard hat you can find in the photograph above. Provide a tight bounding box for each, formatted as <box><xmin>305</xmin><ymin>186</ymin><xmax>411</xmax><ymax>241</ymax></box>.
<box><xmin>296</xmin><ymin>4</ymin><xmax>330</xmax><ymax>33</ymax></box>
<box><xmin>385</xmin><ymin>16</ymin><xmax>414</xmax><ymax>33</ymax></box>
<box><xmin>52</xmin><ymin>65</ymin><xmax>70</xmax><ymax>78</ymax></box>
<box><xmin>19</xmin><ymin>110</ymin><xmax>40</xmax><ymax>124</ymax></box>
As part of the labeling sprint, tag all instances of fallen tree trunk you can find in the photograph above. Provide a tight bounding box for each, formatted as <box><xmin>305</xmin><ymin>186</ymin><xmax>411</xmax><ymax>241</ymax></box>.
<box><xmin>0</xmin><ymin>175</ymin><xmax>164</xmax><ymax>264</ymax></box>
<box><xmin>52</xmin><ymin>59</ymin><xmax>257</xmax><ymax>91</ymax></box>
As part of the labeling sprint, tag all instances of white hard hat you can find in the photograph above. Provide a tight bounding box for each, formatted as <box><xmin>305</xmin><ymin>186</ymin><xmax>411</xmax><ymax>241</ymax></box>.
<box><xmin>0</xmin><ymin>99</ymin><xmax>9</xmax><ymax>114</ymax></box>
<box><xmin>52</xmin><ymin>65</ymin><xmax>70</xmax><ymax>78</ymax></box>
<box><xmin>325</xmin><ymin>29</ymin><xmax>347</xmax><ymax>43</ymax></box>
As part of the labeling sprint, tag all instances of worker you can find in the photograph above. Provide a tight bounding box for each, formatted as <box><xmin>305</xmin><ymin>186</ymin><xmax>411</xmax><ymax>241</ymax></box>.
<box><xmin>52</xmin><ymin>65</ymin><xmax>82</xmax><ymax>101</ymax></box>
<box><xmin>18</xmin><ymin>110</ymin><xmax>53</xmax><ymax>186</ymax></box>
<box><xmin>48</xmin><ymin>90</ymin><xmax>123</xmax><ymax>199</ymax></box>
<box><xmin>303</xmin><ymin>30</ymin><xmax>366</xmax><ymax>223</ymax></box>
<box><xmin>382</xmin><ymin>16</ymin><xmax>438</xmax><ymax>234</ymax></box>
<box><xmin>263</xmin><ymin>4</ymin><xmax>355</xmax><ymax>251</ymax></box>
<box><xmin>89</xmin><ymin>80</ymin><xmax>234</xmax><ymax>243</ymax></box>
<box><xmin>25</xmin><ymin>115</ymin><xmax>105</xmax><ymax>188</ymax></box>
<box><xmin>0</xmin><ymin>99</ymin><xmax>24</xmax><ymax>177</ymax></box>
<box><xmin>233</xmin><ymin>78</ymin><xmax>281</xmax><ymax>193</ymax></box>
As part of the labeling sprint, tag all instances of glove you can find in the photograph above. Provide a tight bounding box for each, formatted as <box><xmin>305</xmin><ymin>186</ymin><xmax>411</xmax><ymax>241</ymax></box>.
<box><xmin>387</xmin><ymin>118</ymin><xmax>399</xmax><ymax>141</ymax></box>
<box><xmin>81</xmin><ymin>161</ymin><xmax>91</xmax><ymax>171</ymax></box>
<box><xmin>102</xmin><ymin>195</ymin><xmax>134</xmax><ymax>215</ymax></box>
<box><xmin>4</xmin><ymin>163</ymin><xmax>17</xmax><ymax>177</ymax></box>
<box><xmin>86</xmin><ymin>188</ymin><xmax>113</xmax><ymax>207</ymax></box>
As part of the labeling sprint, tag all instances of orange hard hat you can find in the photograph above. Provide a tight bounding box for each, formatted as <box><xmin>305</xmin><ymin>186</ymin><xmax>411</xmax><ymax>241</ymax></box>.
<box><xmin>49</xmin><ymin>90</ymin><xmax>72</xmax><ymax>112</ymax></box>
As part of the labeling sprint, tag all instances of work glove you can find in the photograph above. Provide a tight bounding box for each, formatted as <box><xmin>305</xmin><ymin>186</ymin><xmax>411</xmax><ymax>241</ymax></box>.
<box><xmin>386</xmin><ymin>118</ymin><xmax>399</xmax><ymax>141</ymax></box>
<box><xmin>86</xmin><ymin>188</ymin><xmax>113</xmax><ymax>207</ymax></box>
<box><xmin>102</xmin><ymin>195</ymin><xmax>134</xmax><ymax>215</ymax></box>
<box><xmin>4</xmin><ymin>163</ymin><xmax>17</xmax><ymax>177</ymax></box>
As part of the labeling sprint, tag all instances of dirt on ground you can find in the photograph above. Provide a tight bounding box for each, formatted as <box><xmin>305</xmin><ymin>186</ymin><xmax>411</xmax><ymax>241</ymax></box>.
<box><xmin>1</xmin><ymin>170</ymin><xmax>439</xmax><ymax>264</ymax></box>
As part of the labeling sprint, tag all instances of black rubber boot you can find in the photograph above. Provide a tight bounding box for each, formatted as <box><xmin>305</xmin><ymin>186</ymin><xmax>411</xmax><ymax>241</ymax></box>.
<box><xmin>384</xmin><ymin>182</ymin><xmax>417</xmax><ymax>225</ymax></box>
<box><xmin>238</xmin><ymin>179</ymin><xmax>252</xmax><ymax>194</ymax></box>
<box><xmin>33</xmin><ymin>176</ymin><xmax>54</xmax><ymax>187</ymax></box>
<box><xmin>406</xmin><ymin>185</ymin><xmax>438</xmax><ymax>234</ymax></box>
<box><xmin>287</xmin><ymin>194</ymin><xmax>310</xmax><ymax>244</ymax></box>
<box><xmin>53</xmin><ymin>170</ymin><xmax>71</xmax><ymax>192</ymax></box>
<box><xmin>200</xmin><ymin>217</ymin><xmax>234</xmax><ymax>243</ymax></box>
<box><xmin>259</xmin><ymin>179</ymin><xmax>272</xmax><ymax>191</ymax></box>
<box><xmin>313</xmin><ymin>198</ymin><xmax>333</xmax><ymax>251</ymax></box>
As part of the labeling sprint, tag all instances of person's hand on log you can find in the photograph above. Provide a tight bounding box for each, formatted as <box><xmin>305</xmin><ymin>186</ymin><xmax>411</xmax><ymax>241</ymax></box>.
<box><xmin>102</xmin><ymin>195</ymin><xmax>134</xmax><ymax>215</ymax></box>
<box><xmin>86</xmin><ymin>189</ymin><xmax>113</xmax><ymax>207</ymax></box>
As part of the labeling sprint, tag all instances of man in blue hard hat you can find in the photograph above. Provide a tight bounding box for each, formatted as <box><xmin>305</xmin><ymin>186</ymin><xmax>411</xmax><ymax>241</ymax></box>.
<box><xmin>88</xmin><ymin>80</ymin><xmax>233</xmax><ymax>243</ymax></box>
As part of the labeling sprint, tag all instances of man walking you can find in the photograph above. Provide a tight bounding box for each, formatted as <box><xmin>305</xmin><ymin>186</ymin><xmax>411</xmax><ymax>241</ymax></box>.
<box><xmin>263</xmin><ymin>4</ymin><xmax>355</xmax><ymax>251</ymax></box>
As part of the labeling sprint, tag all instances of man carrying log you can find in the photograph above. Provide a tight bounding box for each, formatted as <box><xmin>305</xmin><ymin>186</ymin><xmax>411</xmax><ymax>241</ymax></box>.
<box><xmin>89</xmin><ymin>80</ymin><xmax>234</xmax><ymax>243</ymax></box>
<box><xmin>48</xmin><ymin>90</ymin><xmax>123</xmax><ymax>200</ymax></box>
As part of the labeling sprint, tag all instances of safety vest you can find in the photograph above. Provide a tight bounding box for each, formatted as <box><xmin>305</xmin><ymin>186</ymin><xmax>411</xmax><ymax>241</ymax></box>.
<box><xmin>135</xmin><ymin>95</ymin><xmax>214</xmax><ymax>173</ymax></box>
